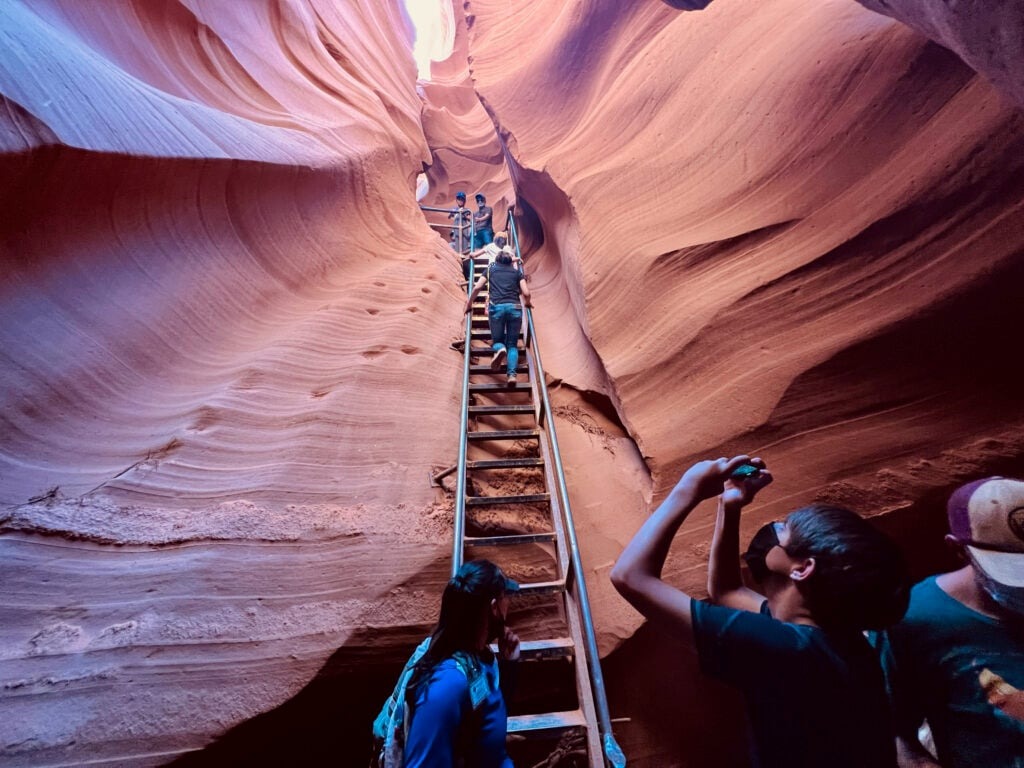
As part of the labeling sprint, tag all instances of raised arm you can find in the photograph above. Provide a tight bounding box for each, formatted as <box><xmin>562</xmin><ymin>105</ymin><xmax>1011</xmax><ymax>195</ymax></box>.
<box><xmin>611</xmin><ymin>456</ymin><xmax>753</xmax><ymax>646</ymax></box>
<box><xmin>707</xmin><ymin>460</ymin><xmax>772</xmax><ymax>612</ymax></box>
<box><xmin>518</xmin><ymin>276</ymin><xmax>532</xmax><ymax>308</ymax></box>
<box><xmin>464</xmin><ymin>274</ymin><xmax>488</xmax><ymax>314</ymax></box>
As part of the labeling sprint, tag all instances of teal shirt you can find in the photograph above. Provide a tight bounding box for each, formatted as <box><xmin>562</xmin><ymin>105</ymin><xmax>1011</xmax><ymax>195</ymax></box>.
<box><xmin>692</xmin><ymin>600</ymin><xmax>896</xmax><ymax>767</ymax></box>
<box><xmin>881</xmin><ymin>576</ymin><xmax>1024</xmax><ymax>767</ymax></box>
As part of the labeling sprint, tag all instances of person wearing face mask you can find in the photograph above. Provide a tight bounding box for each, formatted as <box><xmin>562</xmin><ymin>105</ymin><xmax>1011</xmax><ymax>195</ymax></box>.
<box><xmin>394</xmin><ymin>560</ymin><xmax>520</xmax><ymax>768</ymax></box>
<box><xmin>611</xmin><ymin>455</ymin><xmax>910</xmax><ymax>768</ymax></box>
<box><xmin>878</xmin><ymin>477</ymin><xmax>1024</xmax><ymax>767</ymax></box>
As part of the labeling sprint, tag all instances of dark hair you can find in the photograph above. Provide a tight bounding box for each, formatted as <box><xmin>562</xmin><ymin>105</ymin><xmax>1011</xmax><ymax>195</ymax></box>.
<box><xmin>406</xmin><ymin>560</ymin><xmax>510</xmax><ymax>706</ymax></box>
<box><xmin>475</xmin><ymin>193</ymin><xmax>485</xmax><ymax>202</ymax></box>
<box><xmin>783</xmin><ymin>505</ymin><xmax>909</xmax><ymax>631</ymax></box>
<box><xmin>494</xmin><ymin>235</ymin><xmax>507</xmax><ymax>248</ymax></box>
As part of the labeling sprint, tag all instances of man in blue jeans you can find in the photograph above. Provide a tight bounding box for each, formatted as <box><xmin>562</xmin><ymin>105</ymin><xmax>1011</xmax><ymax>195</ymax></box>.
<box><xmin>473</xmin><ymin>193</ymin><xmax>494</xmax><ymax>249</ymax></box>
<box><xmin>464</xmin><ymin>251</ymin><xmax>531</xmax><ymax>386</ymax></box>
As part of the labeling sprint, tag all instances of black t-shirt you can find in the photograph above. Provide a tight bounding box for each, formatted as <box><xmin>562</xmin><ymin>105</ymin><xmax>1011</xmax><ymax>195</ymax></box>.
<box><xmin>487</xmin><ymin>262</ymin><xmax>523</xmax><ymax>305</ymax></box>
<box><xmin>475</xmin><ymin>204</ymin><xmax>493</xmax><ymax>231</ymax></box>
<box><xmin>691</xmin><ymin>600</ymin><xmax>896</xmax><ymax>768</ymax></box>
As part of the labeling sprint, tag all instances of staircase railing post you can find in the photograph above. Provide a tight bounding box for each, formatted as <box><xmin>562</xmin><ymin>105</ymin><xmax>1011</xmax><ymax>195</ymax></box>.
<box><xmin>506</xmin><ymin>209</ymin><xmax>626</xmax><ymax>768</ymax></box>
<box><xmin>451</xmin><ymin>248</ymin><xmax>476</xmax><ymax>576</ymax></box>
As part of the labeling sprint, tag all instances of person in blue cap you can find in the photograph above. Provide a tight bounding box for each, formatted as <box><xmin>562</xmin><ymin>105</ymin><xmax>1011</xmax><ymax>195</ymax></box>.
<box><xmin>448</xmin><ymin>191</ymin><xmax>472</xmax><ymax>262</ymax></box>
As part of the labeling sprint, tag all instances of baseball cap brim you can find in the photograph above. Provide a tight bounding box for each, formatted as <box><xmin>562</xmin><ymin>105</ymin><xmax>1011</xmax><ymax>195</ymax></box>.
<box><xmin>503</xmin><ymin>575</ymin><xmax>521</xmax><ymax>593</ymax></box>
<box><xmin>968</xmin><ymin>546</ymin><xmax>1024</xmax><ymax>589</ymax></box>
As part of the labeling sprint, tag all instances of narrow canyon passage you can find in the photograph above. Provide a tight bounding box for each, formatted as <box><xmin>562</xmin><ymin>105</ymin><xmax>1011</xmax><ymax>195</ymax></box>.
<box><xmin>2</xmin><ymin>1</ymin><xmax>1024</xmax><ymax>766</ymax></box>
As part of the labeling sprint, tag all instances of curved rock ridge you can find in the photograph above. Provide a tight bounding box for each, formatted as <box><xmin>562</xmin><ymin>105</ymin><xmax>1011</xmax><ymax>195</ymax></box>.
<box><xmin>418</xmin><ymin>1</ymin><xmax>514</xmax><ymax>230</ymax></box>
<box><xmin>0</xmin><ymin>1</ymin><xmax>473</xmax><ymax>764</ymax></box>
<box><xmin>1</xmin><ymin>0</ymin><xmax>462</xmax><ymax>512</ymax></box>
<box><xmin>857</xmin><ymin>0</ymin><xmax>1024</xmax><ymax>108</ymax></box>
<box><xmin>460</xmin><ymin>3</ymin><xmax>1024</xmax><ymax>758</ymax></box>
<box><xmin>0</xmin><ymin>1</ymin><xmax>427</xmax><ymax>162</ymax></box>
<box><xmin>466</xmin><ymin>0</ymin><xmax>1024</xmax><ymax>513</ymax></box>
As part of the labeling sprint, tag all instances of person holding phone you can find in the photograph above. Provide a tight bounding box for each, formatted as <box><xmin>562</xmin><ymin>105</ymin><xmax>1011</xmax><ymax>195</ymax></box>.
<box><xmin>611</xmin><ymin>456</ymin><xmax>910</xmax><ymax>767</ymax></box>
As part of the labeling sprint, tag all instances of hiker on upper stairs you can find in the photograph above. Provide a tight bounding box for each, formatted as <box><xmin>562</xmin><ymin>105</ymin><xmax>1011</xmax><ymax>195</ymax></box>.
<box><xmin>449</xmin><ymin>191</ymin><xmax>473</xmax><ymax>269</ymax></box>
<box><xmin>464</xmin><ymin>250</ymin><xmax>532</xmax><ymax>386</ymax></box>
<box><xmin>469</xmin><ymin>233</ymin><xmax>517</xmax><ymax>269</ymax></box>
<box><xmin>472</xmin><ymin>193</ymin><xmax>494</xmax><ymax>249</ymax></box>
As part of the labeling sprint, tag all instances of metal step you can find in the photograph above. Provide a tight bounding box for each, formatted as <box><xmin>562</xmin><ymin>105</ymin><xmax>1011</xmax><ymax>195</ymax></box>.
<box><xmin>469</xmin><ymin>382</ymin><xmax>531</xmax><ymax>392</ymax></box>
<box><xmin>507</xmin><ymin>710</ymin><xmax>587</xmax><ymax>735</ymax></box>
<box><xmin>467</xmin><ymin>405</ymin><xmax>536</xmax><ymax>416</ymax></box>
<box><xmin>466</xmin><ymin>493</ymin><xmax>550</xmax><ymax>506</ymax></box>
<box><xmin>465</xmin><ymin>531</ymin><xmax>557</xmax><ymax>547</ymax></box>
<box><xmin>468</xmin><ymin>347</ymin><xmax>524</xmax><ymax>357</ymax></box>
<box><xmin>488</xmin><ymin>637</ymin><xmax>574</xmax><ymax>660</ymax></box>
<box><xmin>466</xmin><ymin>429</ymin><xmax>540</xmax><ymax>442</ymax></box>
<box><xmin>469</xmin><ymin>364</ymin><xmax>529</xmax><ymax>375</ymax></box>
<box><xmin>515</xmin><ymin>578</ymin><xmax>566</xmax><ymax>596</ymax></box>
<box><xmin>466</xmin><ymin>457</ymin><xmax>543</xmax><ymax>469</ymax></box>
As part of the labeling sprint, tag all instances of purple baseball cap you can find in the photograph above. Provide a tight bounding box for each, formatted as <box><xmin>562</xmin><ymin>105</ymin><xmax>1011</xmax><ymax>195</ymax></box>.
<box><xmin>948</xmin><ymin>477</ymin><xmax>1024</xmax><ymax>588</ymax></box>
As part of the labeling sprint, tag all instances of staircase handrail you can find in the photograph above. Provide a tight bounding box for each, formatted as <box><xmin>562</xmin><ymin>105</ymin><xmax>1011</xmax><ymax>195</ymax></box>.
<box><xmin>505</xmin><ymin>209</ymin><xmax>626</xmax><ymax>768</ymax></box>
<box><xmin>419</xmin><ymin>203</ymin><xmax>475</xmax><ymax>248</ymax></box>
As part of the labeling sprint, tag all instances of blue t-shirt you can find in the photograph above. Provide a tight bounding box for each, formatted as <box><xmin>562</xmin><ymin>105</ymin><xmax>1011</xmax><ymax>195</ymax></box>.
<box><xmin>691</xmin><ymin>600</ymin><xmax>896</xmax><ymax>768</ymax></box>
<box><xmin>404</xmin><ymin>654</ymin><xmax>512</xmax><ymax>768</ymax></box>
<box><xmin>880</xmin><ymin>575</ymin><xmax>1024</xmax><ymax>767</ymax></box>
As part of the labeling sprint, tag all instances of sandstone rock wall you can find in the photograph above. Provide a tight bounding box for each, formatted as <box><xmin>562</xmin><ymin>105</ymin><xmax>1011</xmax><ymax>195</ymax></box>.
<box><xmin>1</xmin><ymin>2</ymin><xmax>465</xmax><ymax>763</ymax></box>
<box><xmin>3</xmin><ymin>0</ymin><xmax>1024</xmax><ymax>765</ymax></box>
<box><xmin>462</xmin><ymin>0</ymin><xmax>1024</xmax><ymax>599</ymax></box>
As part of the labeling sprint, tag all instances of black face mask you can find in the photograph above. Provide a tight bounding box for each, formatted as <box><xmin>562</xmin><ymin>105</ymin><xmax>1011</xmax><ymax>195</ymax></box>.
<box><xmin>487</xmin><ymin>600</ymin><xmax>506</xmax><ymax>642</ymax></box>
<box><xmin>743</xmin><ymin>522</ymin><xmax>781</xmax><ymax>584</ymax></box>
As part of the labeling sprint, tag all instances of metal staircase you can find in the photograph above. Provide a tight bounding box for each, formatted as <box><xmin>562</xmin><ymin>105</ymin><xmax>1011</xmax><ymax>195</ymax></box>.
<box><xmin>428</xmin><ymin>206</ymin><xmax>625</xmax><ymax>767</ymax></box>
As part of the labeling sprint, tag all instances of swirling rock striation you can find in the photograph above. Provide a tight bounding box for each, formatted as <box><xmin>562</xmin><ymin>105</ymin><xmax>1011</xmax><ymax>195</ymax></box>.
<box><xmin>461</xmin><ymin>0</ymin><xmax>1024</xmax><ymax>761</ymax></box>
<box><xmin>1</xmin><ymin>1</ymin><xmax>467</xmax><ymax>764</ymax></box>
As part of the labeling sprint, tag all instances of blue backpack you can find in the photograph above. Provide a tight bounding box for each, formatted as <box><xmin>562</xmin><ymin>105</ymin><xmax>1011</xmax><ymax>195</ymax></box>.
<box><xmin>371</xmin><ymin>639</ymin><xmax>488</xmax><ymax>768</ymax></box>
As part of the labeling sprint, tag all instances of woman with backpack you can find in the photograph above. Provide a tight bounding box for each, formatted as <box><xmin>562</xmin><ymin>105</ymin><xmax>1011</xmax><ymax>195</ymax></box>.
<box><xmin>403</xmin><ymin>559</ymin><xmax>520</xmax><ymax>768</ymax></box>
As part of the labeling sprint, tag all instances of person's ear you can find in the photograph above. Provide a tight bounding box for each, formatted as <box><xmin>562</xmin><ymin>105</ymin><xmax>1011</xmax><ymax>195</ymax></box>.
<box><xmin>944</xmin><ymin>534</ymin><xmax>969</xmax><ymax>563</ymax></box>
<box><xmin>489</xmin><ymin>597</ymin><xmax>500</xmax><ymax>617</ymax></box>
<box><xmin>790</xmin><ymin>557</ymin><xmax>816</xmax><ymax>582</ymax></box>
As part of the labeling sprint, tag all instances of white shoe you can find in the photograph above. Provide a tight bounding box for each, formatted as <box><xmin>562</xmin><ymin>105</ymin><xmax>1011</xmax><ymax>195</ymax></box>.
<box><xmin>490</xmin><ymin>348</ymin><xmax>507</xmax><ymax>371</ymax></box>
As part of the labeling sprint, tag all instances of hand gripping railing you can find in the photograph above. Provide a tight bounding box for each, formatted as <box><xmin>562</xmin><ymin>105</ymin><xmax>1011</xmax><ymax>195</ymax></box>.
<box><xmin>506</xmin><ymin>209</ymin><xmax>626</xmax><ymax>768</ymax></box>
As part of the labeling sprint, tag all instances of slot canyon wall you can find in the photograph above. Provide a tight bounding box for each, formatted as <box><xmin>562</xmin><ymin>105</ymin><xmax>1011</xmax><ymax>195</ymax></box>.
<box><xmin>1</xmin><ymin>0</ymin><xmax>1023</xmax><ymax>766</ymax></box>
<box><xmin>1</xmin><ymin>1</ymin><xmax>470</xmax><ymax>764</ymax></box>
<box><xmin>458</xmin><ymin>0</ymin><xmax>1024</xmax><ymax>760</ymax></box>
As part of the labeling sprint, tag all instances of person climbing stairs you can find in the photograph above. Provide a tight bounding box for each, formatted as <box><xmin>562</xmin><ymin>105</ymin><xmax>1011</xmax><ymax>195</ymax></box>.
<box><xmin>428</xmin><ymin>204</ymin><xmax>626</xmax><ymax>767</ymax></box>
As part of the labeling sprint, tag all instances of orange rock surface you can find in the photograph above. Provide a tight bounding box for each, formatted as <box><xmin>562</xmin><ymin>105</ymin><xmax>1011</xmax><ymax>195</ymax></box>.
<box><xmin>2</xmin><ymin>0</ymin><xmax>1023</xmax><ymax>765</ymax></box>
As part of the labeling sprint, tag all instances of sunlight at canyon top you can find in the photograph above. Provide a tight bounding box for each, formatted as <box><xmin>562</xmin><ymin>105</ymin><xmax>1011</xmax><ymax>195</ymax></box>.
<box><xmin>402</xmin><ymin>0</ymin><xmax>454</xmax><ymax>80</ymax></box>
